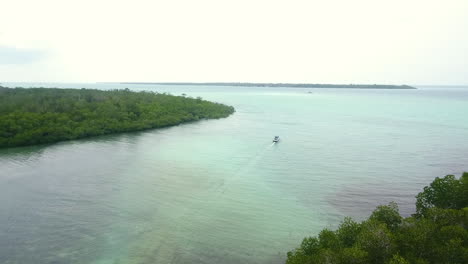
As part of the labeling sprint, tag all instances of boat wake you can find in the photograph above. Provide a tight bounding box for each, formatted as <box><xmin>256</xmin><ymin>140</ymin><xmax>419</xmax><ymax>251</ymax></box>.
<box><xmin>215</xmin><ymin>142</ymin><xmax>274</xmax><ymax>195</ymax></box>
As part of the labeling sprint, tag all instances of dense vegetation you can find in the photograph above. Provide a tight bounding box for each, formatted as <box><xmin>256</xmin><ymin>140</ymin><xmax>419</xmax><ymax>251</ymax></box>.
<box><xmin>0</xmin><ymin>87</ymin><xmax>235</xmax><ymax>148</ymax></box>
<box><xmin>286</xmin><ymin>172</ymin><xmax>468</xmax><ymax>264</ymax></box>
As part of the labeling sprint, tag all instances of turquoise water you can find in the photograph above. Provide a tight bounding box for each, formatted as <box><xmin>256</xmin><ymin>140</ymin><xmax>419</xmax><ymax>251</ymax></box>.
<box><xmin>1</xmin><ymin>84</ymin><xmax>467</xmax><ymax>264</ymax></box>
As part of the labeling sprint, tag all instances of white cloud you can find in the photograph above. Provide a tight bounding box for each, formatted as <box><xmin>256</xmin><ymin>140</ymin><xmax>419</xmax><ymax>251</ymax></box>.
<box><xmin>0</xmin><ymin>0</ymin><xmax>467</xmax><ymax>84</ymax></box>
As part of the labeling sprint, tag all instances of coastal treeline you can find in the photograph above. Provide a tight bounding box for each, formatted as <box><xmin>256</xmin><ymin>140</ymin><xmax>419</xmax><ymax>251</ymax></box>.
<box><xmin>0</xmin><ymin>87</ymin><xmax>235</xmax><ymax>148</ymax></box>
<box><xmin>287</xmin><ymin>172</ymin><xmax>468</xmax><ymax>264</ymax></box>
<box><xmin>122</xmin><ymin>82</ymin><xmax>416</xmax><ymax>89</ymax></box>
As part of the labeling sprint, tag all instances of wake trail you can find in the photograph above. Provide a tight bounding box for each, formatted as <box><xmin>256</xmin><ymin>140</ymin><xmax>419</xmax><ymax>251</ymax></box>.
<box><xmin>215</xmin><ymin>142</ymin><xmax>275</xmax><ymax>195</ymax></box>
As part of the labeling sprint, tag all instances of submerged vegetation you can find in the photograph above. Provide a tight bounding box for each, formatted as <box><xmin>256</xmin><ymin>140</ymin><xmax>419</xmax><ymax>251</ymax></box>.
<box><xmin>287</xmin><ymin>172</ymin><xmax>468</xmax><ymax>264</ymax></box>
<box><xmin>0</xmin><ymin>87</ymin><xmax>235</xmax><ymax>148</ymax></box>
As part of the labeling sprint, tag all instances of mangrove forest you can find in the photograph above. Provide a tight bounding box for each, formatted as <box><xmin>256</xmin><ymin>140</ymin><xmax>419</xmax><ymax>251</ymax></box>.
<box><xmin>286</xmin><ymin>172</ymin><xmax>468</xmax><ymax>264</ymax></box>
<box><xmin>0</xmin><ymin>86</ymin><xmax>235</xmax><ymax>148</ymax></box>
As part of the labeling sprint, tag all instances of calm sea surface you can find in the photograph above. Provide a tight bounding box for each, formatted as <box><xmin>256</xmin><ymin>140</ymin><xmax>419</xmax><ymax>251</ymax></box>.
<box><xmin>1</xmin><ymin>83</ymin><xmax>467</xmax><ymax>264</ymax></box>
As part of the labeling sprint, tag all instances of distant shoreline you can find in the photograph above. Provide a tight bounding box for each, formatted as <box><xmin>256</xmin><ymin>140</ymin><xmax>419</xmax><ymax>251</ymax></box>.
<box><xmin>120</xmin><ymin>82</ymin><xmax>417</xmax><ymax>89</ymax></box>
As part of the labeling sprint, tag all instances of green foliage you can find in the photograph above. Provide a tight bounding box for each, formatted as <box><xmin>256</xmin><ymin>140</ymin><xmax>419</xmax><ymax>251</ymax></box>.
<box><xmin>336</xmin><ymin>217</ymin><xmax>361</xmax><ymax>247</ymax></box>
<box><xmin>287</xmin><ymin>173</ymin><xmax>468</xmax><ymax>264</ymax></box>
<box><xmin>0</xmin><ymin>87</ymin><xmax>235</xmax><ymax>148</ymax></box>
<box><xmin>387</xmin><ymin>254</ymin><xmax>410</xmax><ymax>264</ymax></box>
<box><xmin>369</xmin><ymin>202</ymin><xmax>402</xmax><ymax>231</ymax></box>
<box><xmin>339</xmin><ymin>247</ymin><xmax>368</xmax><ymax>264</ymax></box>
<box><xmin>356</xmin><ymin>220</ymin><xmax>395</xmax><ymax>263</ymax></box>
<box><xmin>318</xmin><ymin>229</ymin><xmax>341</xmax><ymax>251</ymax></box>
<box><xmin>299</xmin><ymin>237</ymin><xmax>320</xmax><ymax>256</ymax></box>
<box><xmin>415</xmin><ymin>173</ymin><xmax>468</xmax><ymax>216</ymax></box>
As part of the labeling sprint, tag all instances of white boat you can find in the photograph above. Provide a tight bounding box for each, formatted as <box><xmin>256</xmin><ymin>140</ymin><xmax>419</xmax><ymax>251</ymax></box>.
<box><xmin>273</xmin><ymin>136</ymin><xmax>280</xmax><ymax>143</ymax></box>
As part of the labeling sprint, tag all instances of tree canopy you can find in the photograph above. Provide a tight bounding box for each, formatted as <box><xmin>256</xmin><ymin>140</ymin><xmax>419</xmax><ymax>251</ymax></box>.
<box><xmin>416</xmin><ymin>172</ymin><xmax>468</xmax><ymax>216</ymax></box>
<box><xmin>0</xmin><ymin>87</ymin><xmax>235</xmax><ymax>148</ymax></box>
<box><xmin>286</xmin><ymin>173</ymin><xmax>468</xmax><ymax>264</ymax></box>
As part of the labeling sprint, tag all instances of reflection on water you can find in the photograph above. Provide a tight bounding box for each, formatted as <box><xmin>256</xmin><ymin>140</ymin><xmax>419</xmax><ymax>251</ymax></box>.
<box><xmin>1</xmin><ymin>84</ymin><xmax>468</xmax><ymax>264</ymax></box>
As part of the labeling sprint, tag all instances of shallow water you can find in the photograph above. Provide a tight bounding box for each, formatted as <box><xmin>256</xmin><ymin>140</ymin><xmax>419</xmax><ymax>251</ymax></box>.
<box><xmin>1</xmin><ymin>83</ymin><xmax>467</xmax><ymax>264</ymax></box>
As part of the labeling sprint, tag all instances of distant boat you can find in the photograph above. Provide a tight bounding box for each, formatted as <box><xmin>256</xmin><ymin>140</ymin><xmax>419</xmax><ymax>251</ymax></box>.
<box><xmin>273</xmin><ymin>136</ymin><xmax>280</xmax><ymax>143</ymax></box>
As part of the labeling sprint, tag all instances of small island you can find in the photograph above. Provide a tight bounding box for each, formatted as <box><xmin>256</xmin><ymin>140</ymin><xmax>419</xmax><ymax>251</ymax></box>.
<box><xmin>0</xmin><ymin>87</ymin><xmax>235</xmax><ymax>148</ymax></box>
<box><xmin>120</xmin><ymin>82</ymin><xmax>417</xmax><ymax>89</ymax></box>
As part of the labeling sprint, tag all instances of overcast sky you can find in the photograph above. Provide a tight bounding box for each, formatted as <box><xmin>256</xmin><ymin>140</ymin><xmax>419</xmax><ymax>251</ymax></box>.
<box><xmin>1</xmin><ymin>0</ymin><xmax>467</xmax><ymax>85</ymax></box>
